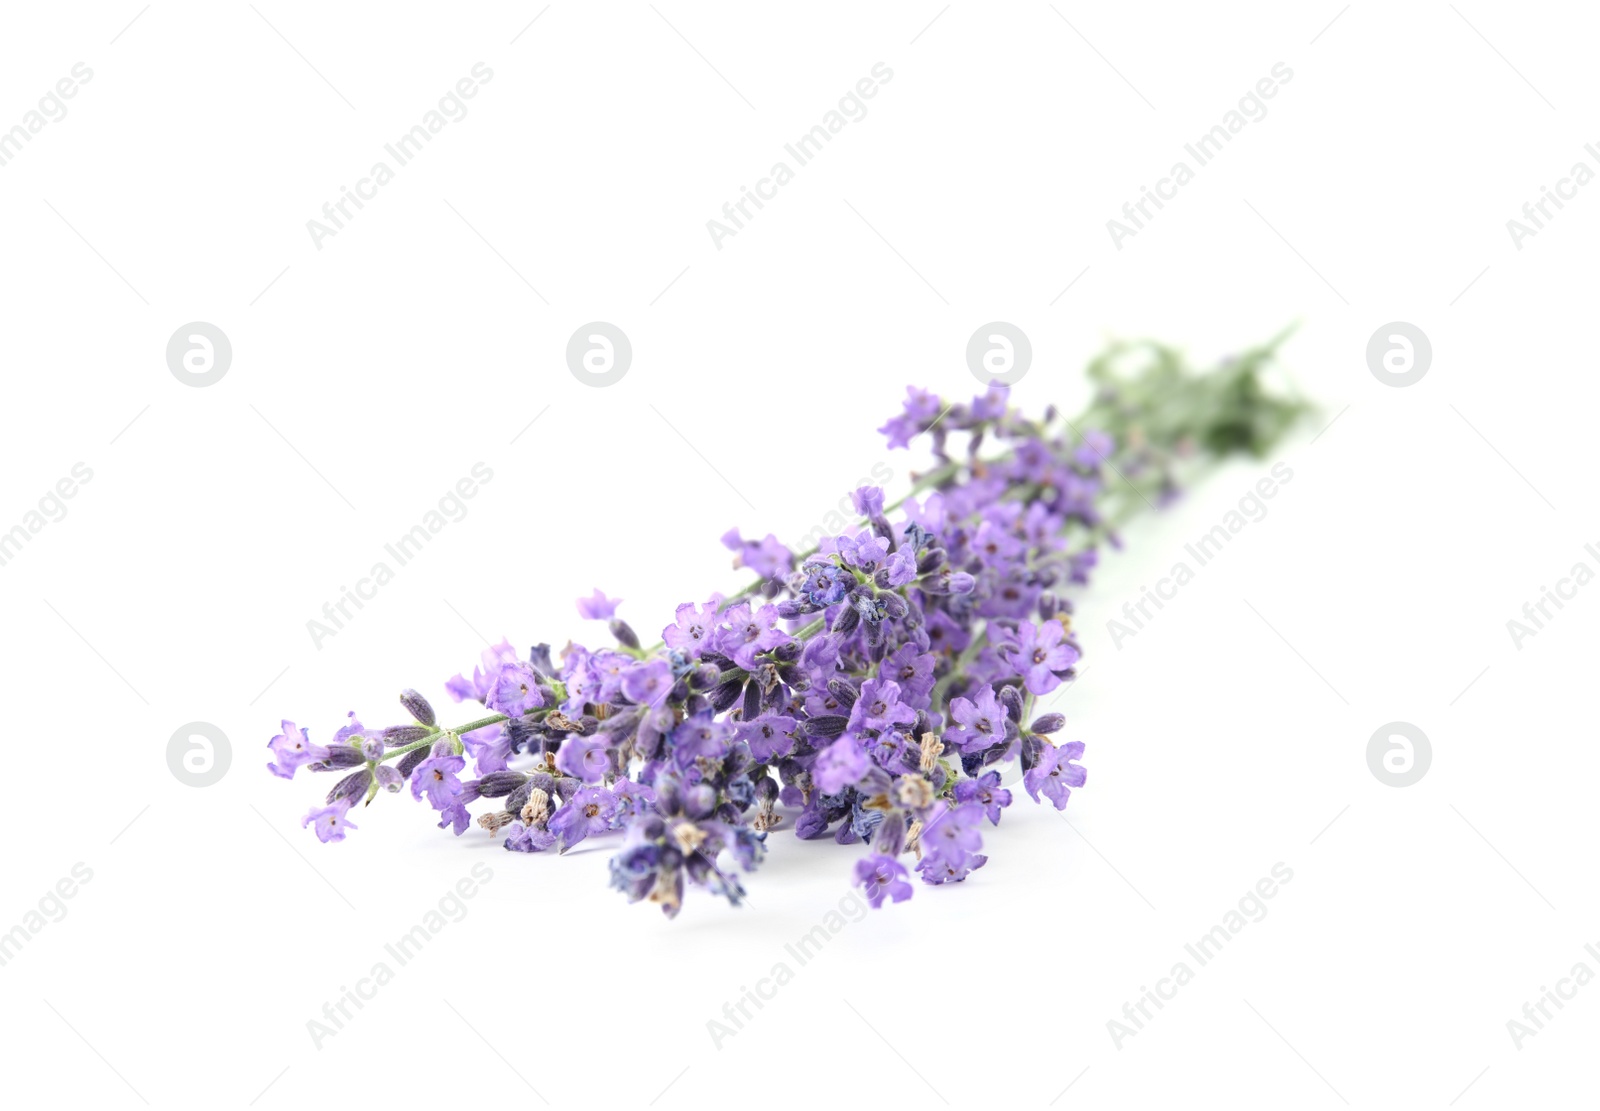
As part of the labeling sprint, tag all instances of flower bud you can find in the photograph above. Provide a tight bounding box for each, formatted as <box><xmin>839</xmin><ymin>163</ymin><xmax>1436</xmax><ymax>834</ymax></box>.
<box><xmin>475</xmin><ymin>771</ymin><xmax>529</xmax><ymax>798</ymax></box>
<box><xmin>748</xmin><ymin>685</ymin><xmax>777</xmax><ymax>716</ymax></box>
<box><xmin>399</xmin><ymin>688</ymin><xmax>436</xmax><ymax>726</ymax></box>
<box><xmin>826</xmin><ymin>677</ymin><xmax>859</xmax><ymax>709</ymax></box>
<box><xmin>319</xmin><ymin>744</ymin><xmax>365</xmax><ymax>769</ymax></box>
<box><xmin>609</xmin><ymin>618</ymin><xmax>640</xmax><ymax>650</ymax></box>
<box><xmin>711</xmin><ymin>678</ymin><xmax>744</xmax><ymax>713</ymax></box>
<box><xmin>873</xmin><ymin>811</ymin><xmax>907</xmax><ymax>856</ymax></box>
<box><xmin>997</xmin><ymin>685</ymin><xmax>1024</xmax><ymax>723</ymax></box>
<box><xmin>1029</xmin><ymin>712</ymin><xmax>1065</xmax><ymax>735</ymax></box>
<box><xmin>504</xmin><ymin>780</ymin><xmax>533</xmax><ymax>814</ymax></box>
<box><xmin>326</xmin><ymin>769</ymin><xmax>371</xmax><ymax>805</ymax></box>
<box><xmin>1020</xmin><ymin>732</ymin><xmax>1045</xmax><ymax>772</ymax></box>
<box><xmin>805</xmin><ymin>714</ymin><xmax>849</xmax><ymax>739</ymax></box>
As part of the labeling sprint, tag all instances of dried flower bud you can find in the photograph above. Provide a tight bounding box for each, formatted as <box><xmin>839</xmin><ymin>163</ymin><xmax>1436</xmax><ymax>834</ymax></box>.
<box><xmin>895</xmin><ymin>776</ymin><xmax>934</xmax><ymax>810</ymax></box>
<box><xmin>905</xmin><ymin>819</ymin><xmax>924</xmax><ymax>859</ymax></box>
<box><xmin>519</xmin><ymin>787</ymin><xmax>551</xmax><ymax>826</ymax></box>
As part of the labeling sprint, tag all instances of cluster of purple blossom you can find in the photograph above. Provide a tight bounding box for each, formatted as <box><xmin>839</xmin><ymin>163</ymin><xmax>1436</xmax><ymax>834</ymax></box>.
<box><xmin>268</xmin><ymin>340</ymin><xmax>1303</xmax><ymax>915</ymax></box>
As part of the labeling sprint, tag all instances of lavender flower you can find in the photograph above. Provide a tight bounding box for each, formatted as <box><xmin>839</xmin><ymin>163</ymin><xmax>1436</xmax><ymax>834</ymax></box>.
<box><xmin>721</xmin><ymin>528</ymin><xmax>792</xmax><ymax>579</ymax></box>
<box><xmin>487</xmin><ymin>661</ymin><xmax>546</xmax><ymax>717</ymax></box>
<box><xmin>953</xmin><ymin>770</ymin><xmax>1013</xmax><ymax>825</ymax></box>
<box><xmin>412</xmin><ymin>749</ymin><xmax>465</xmax><ymax>811</ymax></box>
<box><xmin>854</xmin><ymin>854</ymin><xmax>914</xmax><ymax>908</ymax></box>
<box><xmin>1024</xmin><ymin>740</ymin><xmax>1087</xmax><ymax>810</ymax></box>
<box><xmin>549</xmin><ymin>786</ymin><xmax>618</xmax><ymax>852</ymax></box>
<box><xmin>999</xmin><ymin>619</ymin><xmax>1081</xmax><ymax>696</ymax></box>
<box><xmin>846</xmin><ymin>678</ymin><xmax>916</xmax><ymax>735</ymax></box>
<box><xmin>303</xmin><ymin>799</ymin><xmax>356</xmax><ymax>842</ymax></box>
<box><xmin>947</xmin><ymin>688</ymin><xmax>1008</xmax><ymax>753</ymax></box>
<box><xmin>266</xmin><ymin>720</ymin><xmax>326</xmax><ymax>780</ymax></box>
<box><xmin>576</xmin><ymin>589</ymin><xmax>621</xmax><ymax>621</ymax></box>
<box><xmin>815</xmin><ymin>735</ymin><xmax>870</xmax><ymax>794</ymax></box>
<box><xmin>267</xmin><ymin>336</ymin><xmax>1307</xmax><ymax>915</ymax></box>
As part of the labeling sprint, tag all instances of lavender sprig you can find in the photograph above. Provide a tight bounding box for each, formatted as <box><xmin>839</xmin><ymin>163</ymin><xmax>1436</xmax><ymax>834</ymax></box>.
<box><xmin>268</xmin><ymin>336</ymin><xmax>1306</xmax><ymax>916</ymax></box>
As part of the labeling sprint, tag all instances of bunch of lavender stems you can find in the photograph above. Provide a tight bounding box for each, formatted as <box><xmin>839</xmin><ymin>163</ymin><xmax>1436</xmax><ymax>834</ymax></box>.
<box><xmin>267</xmin><ymin>333</ymin><xmax>1306</xmax><ymax>916</ymax></box>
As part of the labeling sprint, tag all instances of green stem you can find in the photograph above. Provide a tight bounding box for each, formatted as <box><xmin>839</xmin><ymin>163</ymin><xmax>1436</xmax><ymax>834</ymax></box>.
<box><xmin>377</xmin><ymin>713</ymin><xmax>510</xmax><ymax>764</ymax></box>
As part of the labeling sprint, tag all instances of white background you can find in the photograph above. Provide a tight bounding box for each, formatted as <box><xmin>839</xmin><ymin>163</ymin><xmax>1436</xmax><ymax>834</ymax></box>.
<box><xmin>0</xmin><ymin>2</ymin><xmax>1594</xmax><ymax>1107</ymax></box>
